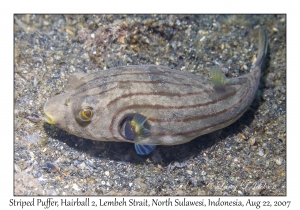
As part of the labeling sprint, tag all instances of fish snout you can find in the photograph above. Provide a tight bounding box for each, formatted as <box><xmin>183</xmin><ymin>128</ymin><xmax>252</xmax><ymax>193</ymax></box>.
<box><xmin>43</xmin><ymin>94</ymin><xmax>67</xmax><ymax>128</ymax></box>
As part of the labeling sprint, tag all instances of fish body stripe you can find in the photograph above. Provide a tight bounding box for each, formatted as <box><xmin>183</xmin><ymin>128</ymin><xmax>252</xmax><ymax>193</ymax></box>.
<box><xmin>43</xmin><ymin>28</ymin><xmax>267</xmax><ymax>146</ymax></box>
<box><xmin>108</xmin><ymin>75</ymin><xmax>250</xmax><ymax>140</ymax></box>
<box><xmin>70</xmin><ymin>67</ymin><xmax>208</xmax><ymax>97</ymax></box>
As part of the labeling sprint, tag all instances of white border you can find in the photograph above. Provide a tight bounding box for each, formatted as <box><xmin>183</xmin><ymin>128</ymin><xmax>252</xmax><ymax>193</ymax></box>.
<box><xmin>3</xmin><ymin>0</ymin><xmax>296</xmax><ymax>209</ymax></box>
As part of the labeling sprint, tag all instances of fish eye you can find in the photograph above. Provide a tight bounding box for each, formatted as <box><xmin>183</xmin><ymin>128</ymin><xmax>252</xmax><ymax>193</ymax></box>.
<box><xmin>78</xmin><ymin>107</ymin><xmax>93</xmax><ymax>121</ymax></box>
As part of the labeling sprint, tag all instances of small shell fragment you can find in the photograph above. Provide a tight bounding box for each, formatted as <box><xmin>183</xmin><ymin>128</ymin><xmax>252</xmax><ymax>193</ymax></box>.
<box><xmin>26</xmin><ymin>113</ymin><xmax>41</xmax><ymax>123</ymax></box>
<box><xmin>249</xmin><ymin>137</ymin><xmax>256</xmax><ymax>146</ymax></box>
<box><xmin>42</xmin><ymin>162</ymin><xmax>59</xmax><ymax>173</ymax></box>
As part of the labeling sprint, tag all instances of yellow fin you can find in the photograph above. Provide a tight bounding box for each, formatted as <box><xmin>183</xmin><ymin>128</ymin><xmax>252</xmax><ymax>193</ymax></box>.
<box><xmin>131</xmin><ymin>113</ymin><xmax>151</xmax><ymax>141</ymax></box>
<box><xmin>121</xmin><ymin>112</ymin><xmax>151</xmax><ymax>143</ymax></box>
<box><xmin>209</xmin><ymin>66</ymin><xmax>227</xmax><ymax>91</ymax></box>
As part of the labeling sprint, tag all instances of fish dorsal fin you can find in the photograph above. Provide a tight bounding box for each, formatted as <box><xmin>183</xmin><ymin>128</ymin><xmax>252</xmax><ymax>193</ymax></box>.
<box><xmin>209</xmin><ymin>65</ymin><xmax>227</xmax><ymax>91</ymax></box>
<box><xmin>65</xmin><ymin>72</ymin><xmax>87</xmax><ymax>93</ymax></box>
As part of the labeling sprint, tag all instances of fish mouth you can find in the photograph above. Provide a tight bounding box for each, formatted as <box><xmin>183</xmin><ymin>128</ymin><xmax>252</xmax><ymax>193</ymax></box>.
<box><xmin>43</xmin><ymin>100</ymin><xmax>56</xmax><ymax>125</ymax></box>
<box><xmin>44</xmin><ymin>112</ymin><xmax>55</xmax><ymax>125</ymax></box>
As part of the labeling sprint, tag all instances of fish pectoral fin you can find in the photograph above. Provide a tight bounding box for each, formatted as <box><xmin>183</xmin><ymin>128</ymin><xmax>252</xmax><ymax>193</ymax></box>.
<box><xmin>209</xmin><ymin>65</ymin><xmax>227</xmax><ymax>91</ymax></box>
<box><xmin>135</xmin><ymin>126</ymin><xmax>151</xmax><ymax>141</ymax></box>
<box><xmin>134</xmin><ymin>143</ymin><xmax>156</xmax><ymax>155</ymax></box>
<box><xmin>131</xmin><ymin>113</ymin><xmax>151</xmax><ymax>140</ymax></box>
<box><xmin>132</xmin><ymin>111</ymin><xmax>148</xmax><ymax>124</ymax></box>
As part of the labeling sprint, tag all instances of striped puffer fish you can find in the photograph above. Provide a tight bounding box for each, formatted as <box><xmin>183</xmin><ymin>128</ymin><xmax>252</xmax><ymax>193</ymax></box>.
<box><xmin>43</xmin><ymin>28</ymin><xmax>267</xmax><ymax>155</ymax></box>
